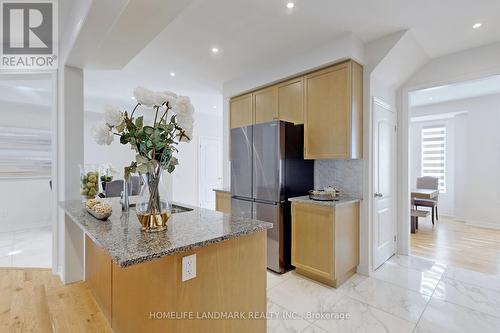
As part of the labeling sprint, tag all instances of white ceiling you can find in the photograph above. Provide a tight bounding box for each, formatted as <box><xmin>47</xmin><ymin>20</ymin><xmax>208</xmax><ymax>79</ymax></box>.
<box><xmin>83</xmin><ymin>0</ymin><xmax>500</xmax><ymax>99</ymax></box>
<box><xmin>410</xmin><ymin>75</ymin><xmax>500</xmax><ymax>107</ymax></box>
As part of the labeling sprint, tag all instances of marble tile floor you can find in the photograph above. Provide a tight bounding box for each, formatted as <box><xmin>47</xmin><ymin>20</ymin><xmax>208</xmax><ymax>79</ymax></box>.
<box><xmin>0</xmin><ymin>226</ymin><xmax>52</xmax><ymax>268</ymax></box>
<box><xmin>266</xmin><ymin>254</ymin><xmax>500</xmax><ymax>333</ymax></box>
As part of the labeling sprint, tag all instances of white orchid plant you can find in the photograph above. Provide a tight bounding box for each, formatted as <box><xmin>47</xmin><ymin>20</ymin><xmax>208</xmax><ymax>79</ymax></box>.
<box><xmin>92</xmin><ymin>86</ymin><xmax>195</xmax><ymax>180</ymax></box>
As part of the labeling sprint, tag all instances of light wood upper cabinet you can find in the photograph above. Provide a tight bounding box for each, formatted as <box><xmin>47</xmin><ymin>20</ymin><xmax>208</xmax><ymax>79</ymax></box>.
<box><xmin>277</xmin><ymin>78</ymin><xmax>304</xmax><ymax>124</ymax></box>
<box><xmin>230</xmin><ymin>93</ymin><xmax>253</xmax><ymax>128</ymax></box>
<box><xmin>229</xmin><ymin>59</ymin><xmax>363</xmax><ymax>159</ymax></box>
<box><xmin>304</xmin><ymin>60</ymin><xmax>363</xmax><ymax>159</ymax></box>
<box><xmin>253</xmin><ymin>86</ymin><xmax>278</xmax><ymax>124</ymax></box>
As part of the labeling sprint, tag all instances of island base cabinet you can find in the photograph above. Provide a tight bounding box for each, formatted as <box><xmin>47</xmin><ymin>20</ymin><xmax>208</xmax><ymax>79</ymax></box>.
<box><xmin>85</xmin><ymin>236</ymin><xmax>112</xmax><ymax>323</ymax></box>
<box><xmin>291</xmin><ymin>202</ymin><xmax>359</xmax><ymax>287</ymax></box>
<box><xmin>103</xmin><ymin>231</ymin><xmax>267</xmax><ymax>333</ymax></box>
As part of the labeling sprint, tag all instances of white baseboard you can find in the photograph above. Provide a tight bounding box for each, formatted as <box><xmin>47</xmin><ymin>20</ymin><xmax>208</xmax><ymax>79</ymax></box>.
<box><xmin>465</xmin><ymin>220</ymin><xmax>500</xmax><ymax>230</ymax></box>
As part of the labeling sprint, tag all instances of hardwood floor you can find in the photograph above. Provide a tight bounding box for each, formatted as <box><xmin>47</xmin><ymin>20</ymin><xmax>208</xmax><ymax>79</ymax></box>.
<box><xmin>0</xmin><ymin>268</ymin><xmax>112</xmax><ymax>333</ymax></box>
<box><xmin>411</xmin><ymin>216</ymin><xmax>500</xmax><ymax>275</ymax></box>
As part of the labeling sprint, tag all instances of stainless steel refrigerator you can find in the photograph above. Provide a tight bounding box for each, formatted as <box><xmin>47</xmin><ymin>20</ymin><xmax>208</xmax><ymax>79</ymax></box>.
<box><xmin>231</xmin><ymin>120</ymin><xmax>313</xmax><ymax>273</ymax></box>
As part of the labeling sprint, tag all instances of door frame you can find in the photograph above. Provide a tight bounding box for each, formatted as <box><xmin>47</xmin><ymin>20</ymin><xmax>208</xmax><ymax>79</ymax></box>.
<box><xmin>197</xmin><ymin>136</ymin><xmax>223</xmax><ymax>209</ymax></box>
<box><xmin>397</xmin><ymin>69</ymin><xmax>500</xmax><ymax>256</ymax></box>
<box><xmin>371</xmin><ymin>97</ymin><xmax>397</xmax><ymax>269</ymax></box>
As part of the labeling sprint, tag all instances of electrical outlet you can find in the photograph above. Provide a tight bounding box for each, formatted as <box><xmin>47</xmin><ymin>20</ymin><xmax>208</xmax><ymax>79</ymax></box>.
<box><xmin>182</xmin><ymin>254</ymin><xmax>196</xmax><ymax>282</ymax></box>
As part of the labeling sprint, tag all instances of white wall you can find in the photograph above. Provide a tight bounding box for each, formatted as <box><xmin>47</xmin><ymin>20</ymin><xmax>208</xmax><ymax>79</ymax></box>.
<box><xmin>405</xmin><ymin>41</ymin><xmax>500</xmax><ymax>90</ymax></box>
<box><xmin>0</xmin><ymin>179</ymin><xmax>52</xmax><ymax>232</ymax></box>
<box><xmin>410</xmin><ymin>93</ymin><xmax>500</xmax><ymax>228</ymax></box>
<box><xmin>172</xmin><ymin>111</ymin><xmax>223</xmax><ymax>206</ymax></box>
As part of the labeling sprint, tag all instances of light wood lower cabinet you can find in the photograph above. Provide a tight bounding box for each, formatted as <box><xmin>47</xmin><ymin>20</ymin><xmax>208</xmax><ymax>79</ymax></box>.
<box><xmin>215</xmin><ymin>190</ymin><xmax>231</xmax><ymax>213</ymax></box>
<box><xmin>291</xmin><ymin>201</ymin><xmax>359</xmax><ymax>287</ymax></box>
<box><xmin>85</xmin><ymin>232</ymin><xmax>267</xmax><ymax>333</ymax></box>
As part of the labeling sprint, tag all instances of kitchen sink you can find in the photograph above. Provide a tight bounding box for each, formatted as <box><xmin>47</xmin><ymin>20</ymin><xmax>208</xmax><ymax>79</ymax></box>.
<box><xmin>171</xmin><ymin>204</ymin><xmax>193</xmax><ymax>214</ymax></box>
<box><xmin>128</xmin><ymin>202</ymin><xmax>193</xmax><ymax>214</ymax></box>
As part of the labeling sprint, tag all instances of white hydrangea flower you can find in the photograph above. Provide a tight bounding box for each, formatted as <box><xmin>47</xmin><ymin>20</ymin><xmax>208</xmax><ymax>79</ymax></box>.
<box><xmin>103</xmin><ymin>106</ymin><xmax>124</xmax><ymax>127</ymax></box>
<box><xmin>133</xmin><ymin>86</ymin><xmax>157</xmax><ymax>107</ymax></box>
<box><xmin>173</xmin><ymin>95</ymin><xmax>194</xmax><ymax>118</ymax></box>
<box><xmin>180</xmin><ymin>128</ymin><xmax>193</xmax><ymax>142</ymax></box>
<box><xmin>154</xmin><ymin>91</ymin><xmax>177</xmax><ymax>107</ymax></box>
<box><xmin>176</xmin><ymin>113</ymin><xmax>194</xmax><ymax>131</ymax></box>
<box><xmin>92</xmin><ymin>123</ymin><xmax>114</xmax><ymax>145</ymax></box>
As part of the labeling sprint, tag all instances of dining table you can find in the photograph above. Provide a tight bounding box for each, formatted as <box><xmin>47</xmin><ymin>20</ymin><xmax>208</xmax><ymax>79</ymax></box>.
<box><xmin>411</xmin><ymin>188</ymin><xmax>439</xmax><ymax>200</ymax></box>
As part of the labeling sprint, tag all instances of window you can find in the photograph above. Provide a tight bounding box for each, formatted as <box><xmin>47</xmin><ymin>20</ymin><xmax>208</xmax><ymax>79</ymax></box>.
<box><xmin>421</xmin><ymin>125</ymin><xmax>446</xmax><ymax>192</ymax></box>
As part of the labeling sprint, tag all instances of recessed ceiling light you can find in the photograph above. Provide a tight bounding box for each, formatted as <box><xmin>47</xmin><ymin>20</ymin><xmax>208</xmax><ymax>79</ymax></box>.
<box><xmin>428</xmin><ymin>97</ymin><xmax>434</xmax><ymax>101</ymax></box>
<box><xmin>212</xmin><ymin>105</ymin><xmax>217</xmax><ymax>109</ymax></box>
<box><xmin>211</xmin><ymin>47</ymin><xmax>219</xmax><ymax>54</ymax></box>
<box><xmin>169</xmin><ymin>72</ymin><xmax>176</xmax><ymax>77</ymax></box>
<box><xmin>131</xmin><ymin>96</ymin><xmax>136</xmax><ymax>100</ymax></box>
<box><xmin>286</xmin><ymin>2</ymin><xmax>295</xmax><ymax>9</ymax></box>
<box><xmin>472</xmin><ymin>22</ymin><xmax>482</xmax><ymax>29</ymax></box>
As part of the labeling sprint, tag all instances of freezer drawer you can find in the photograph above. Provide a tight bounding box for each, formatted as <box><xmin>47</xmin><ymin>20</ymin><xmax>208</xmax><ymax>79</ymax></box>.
<box><xmin>253</xmin><ymin>201</ymin><xmax>285</xmax><ymax>273</ymax></box>
<box><xmin>231</xmin><ymin>198</ymin><xmax>253</xmax><ymax>219</ymax></box>
<box><xmin>231</xmin><ymin>126</ymin><xmax>253</xmax><ymax>198</ymax></box>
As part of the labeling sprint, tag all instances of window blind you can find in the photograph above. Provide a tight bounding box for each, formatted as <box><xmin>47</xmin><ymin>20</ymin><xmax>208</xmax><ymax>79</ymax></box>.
<box><xmin>421</xmin><ymin>125</ymin><xmax>446</xmax><ymax>192</ymax></box>
<box><xmin>0</xmin><ymin>127</ymin><xmax>51</xmax><ymax>179</ymax></box>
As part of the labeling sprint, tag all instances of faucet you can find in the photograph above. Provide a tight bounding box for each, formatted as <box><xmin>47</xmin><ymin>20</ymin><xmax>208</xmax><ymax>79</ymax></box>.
<box><xmin>121</xmin><ymin>180</ymin><xmax>129</xmax><ymax>211</ymax></box>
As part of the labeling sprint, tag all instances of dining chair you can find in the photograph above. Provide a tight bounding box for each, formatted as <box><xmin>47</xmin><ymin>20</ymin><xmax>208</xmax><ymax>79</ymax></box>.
<box><xmin>104</xmin><ymin>180</ymin><xmax>124</xmax><ymax>197</ymax></box>
<box><xmin>104</xmin><ymin>176</ymin><xmax>141</xmax><ymax>198</ymax></box>
<box><xmin>415</xmin><ymin>176</ymin><xmax>439</xmax><ymax>224</ymax></box>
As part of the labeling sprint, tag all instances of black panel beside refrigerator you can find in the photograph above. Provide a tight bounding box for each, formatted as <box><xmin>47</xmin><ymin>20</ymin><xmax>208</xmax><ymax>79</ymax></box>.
<box><xmin>231</xmin><ymin>121</ymin><xmax>314</xmax><ymax>273</ymax></box>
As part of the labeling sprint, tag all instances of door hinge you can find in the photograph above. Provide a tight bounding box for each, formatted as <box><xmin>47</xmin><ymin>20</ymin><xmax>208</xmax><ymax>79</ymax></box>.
<box><xmin>394</xmin><ymin>235</ymin><xmax>397</xmax><ymax>242</ymax></box>
<box><xmin>394</xmin><ymin>125</ymin><xmax>397</xmax><ymax>132</ymax></box>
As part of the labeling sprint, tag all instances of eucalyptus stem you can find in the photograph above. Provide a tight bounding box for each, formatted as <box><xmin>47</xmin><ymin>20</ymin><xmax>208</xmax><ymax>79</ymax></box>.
<box><xmin>153</xmin><ymin>106</ymin><xmax>159</xmax><ymax>125</ymax></box>
<box><xmin>130</xmin><ymin>103</ymin><xmax>141</xmax><ymax>118</ymax></box>
<box><xmin>158</xmin><ymin>104</ymin><xmax>172</xmax><ymax>124</ymax></box>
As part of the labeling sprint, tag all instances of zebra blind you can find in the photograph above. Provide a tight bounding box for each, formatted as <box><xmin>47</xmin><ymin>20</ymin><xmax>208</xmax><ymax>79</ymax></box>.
<box><xmin>0</xmin><ymin>127</ymin><xmax>51</xmax><ymax>179</ymax></box>
<box><xmin>421</xmin><ymin>125</ymin><xmax>446</xmax><ymax>192</ymax></box>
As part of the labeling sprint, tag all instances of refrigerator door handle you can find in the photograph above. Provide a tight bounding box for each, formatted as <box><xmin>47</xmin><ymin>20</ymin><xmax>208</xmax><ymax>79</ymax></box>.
<box><xmin>253</xmin><ymin>199</ymin><xmax>280</xmax><ymax>205</ymax></box>
<box><xmin>231</xmin><ymin>196</ymin><xmax>254</xmax><ymax>202</ymax></box>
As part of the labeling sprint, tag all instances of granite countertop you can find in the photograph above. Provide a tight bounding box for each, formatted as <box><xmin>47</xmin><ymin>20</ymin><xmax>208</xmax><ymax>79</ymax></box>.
<box><xmin>288</xmin><ymin>195</ymin><xmax>362</xmax><ymax>206</ymax></box>
<box><xmin>60</xmin><ymin>199</ymin><xmax>272</xmax><ymax>268</ymax></box>
<box><xmin>212</xmin><ymin>188</ymin><xmax>231</xmax><ymax>193</ymax></box>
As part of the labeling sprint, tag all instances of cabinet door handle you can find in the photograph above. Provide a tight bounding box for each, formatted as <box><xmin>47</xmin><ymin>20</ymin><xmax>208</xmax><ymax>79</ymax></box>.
<box><xmin>374</xmin><ymin>192</ymin><xmax>383</xmax><ymax>198</ymax></box>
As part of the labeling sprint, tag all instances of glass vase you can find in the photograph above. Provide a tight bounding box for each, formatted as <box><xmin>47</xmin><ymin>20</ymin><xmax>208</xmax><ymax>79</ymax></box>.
<box><xmin>135</xmin><ymin>166</ymin><xmax>172</xmax><ymax>232</ymax></box>
<box><xmin>80</xmin><ymin>164</ymin><xmax>100</xmax><ymax>201</ymax></box>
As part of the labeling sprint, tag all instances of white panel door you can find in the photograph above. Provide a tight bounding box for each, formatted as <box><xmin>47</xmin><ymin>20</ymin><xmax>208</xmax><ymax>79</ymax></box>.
<box><xmin>198</xmin><ymin>137</ymin><xmax>222</xmax><ymax>209</ymax></box>
<box><xmin>372</xmin><ymin>98</ymin><xmax>397</xmax><ymax>269</ymax></box>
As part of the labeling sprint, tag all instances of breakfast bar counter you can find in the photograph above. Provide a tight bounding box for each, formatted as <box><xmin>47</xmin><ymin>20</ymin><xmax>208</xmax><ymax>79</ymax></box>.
<box><xmin>60</xmin><ymin>198</ymin><xmax>272</xmax><ymax>333</ymax></box>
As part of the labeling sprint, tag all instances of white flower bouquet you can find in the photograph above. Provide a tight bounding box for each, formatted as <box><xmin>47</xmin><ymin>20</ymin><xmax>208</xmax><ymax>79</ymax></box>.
<box><xmin>92</xmin><ymin>87</ymin><xmax>195</xmax><ymax>231</ymax></box>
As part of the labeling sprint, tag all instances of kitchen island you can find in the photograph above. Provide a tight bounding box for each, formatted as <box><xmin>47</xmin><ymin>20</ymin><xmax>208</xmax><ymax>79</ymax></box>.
<box><xmin>60</xmin><ymin>199</ymin><xmax>272</xmax><ymax>333</ymax></box>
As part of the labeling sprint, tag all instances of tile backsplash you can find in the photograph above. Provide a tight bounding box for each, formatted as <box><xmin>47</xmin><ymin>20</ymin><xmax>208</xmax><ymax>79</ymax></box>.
<box><xmin>314</xmin><ymin>159</ymin><xmax>364</xmax><ymax>198</ymax></box>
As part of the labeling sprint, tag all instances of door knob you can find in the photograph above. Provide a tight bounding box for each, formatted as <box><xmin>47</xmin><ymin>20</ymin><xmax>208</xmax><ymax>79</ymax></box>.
<box><xmin>374</xmin><ymin>192</ymin><xmax>383</xmax><ymax>198</ymax></box>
